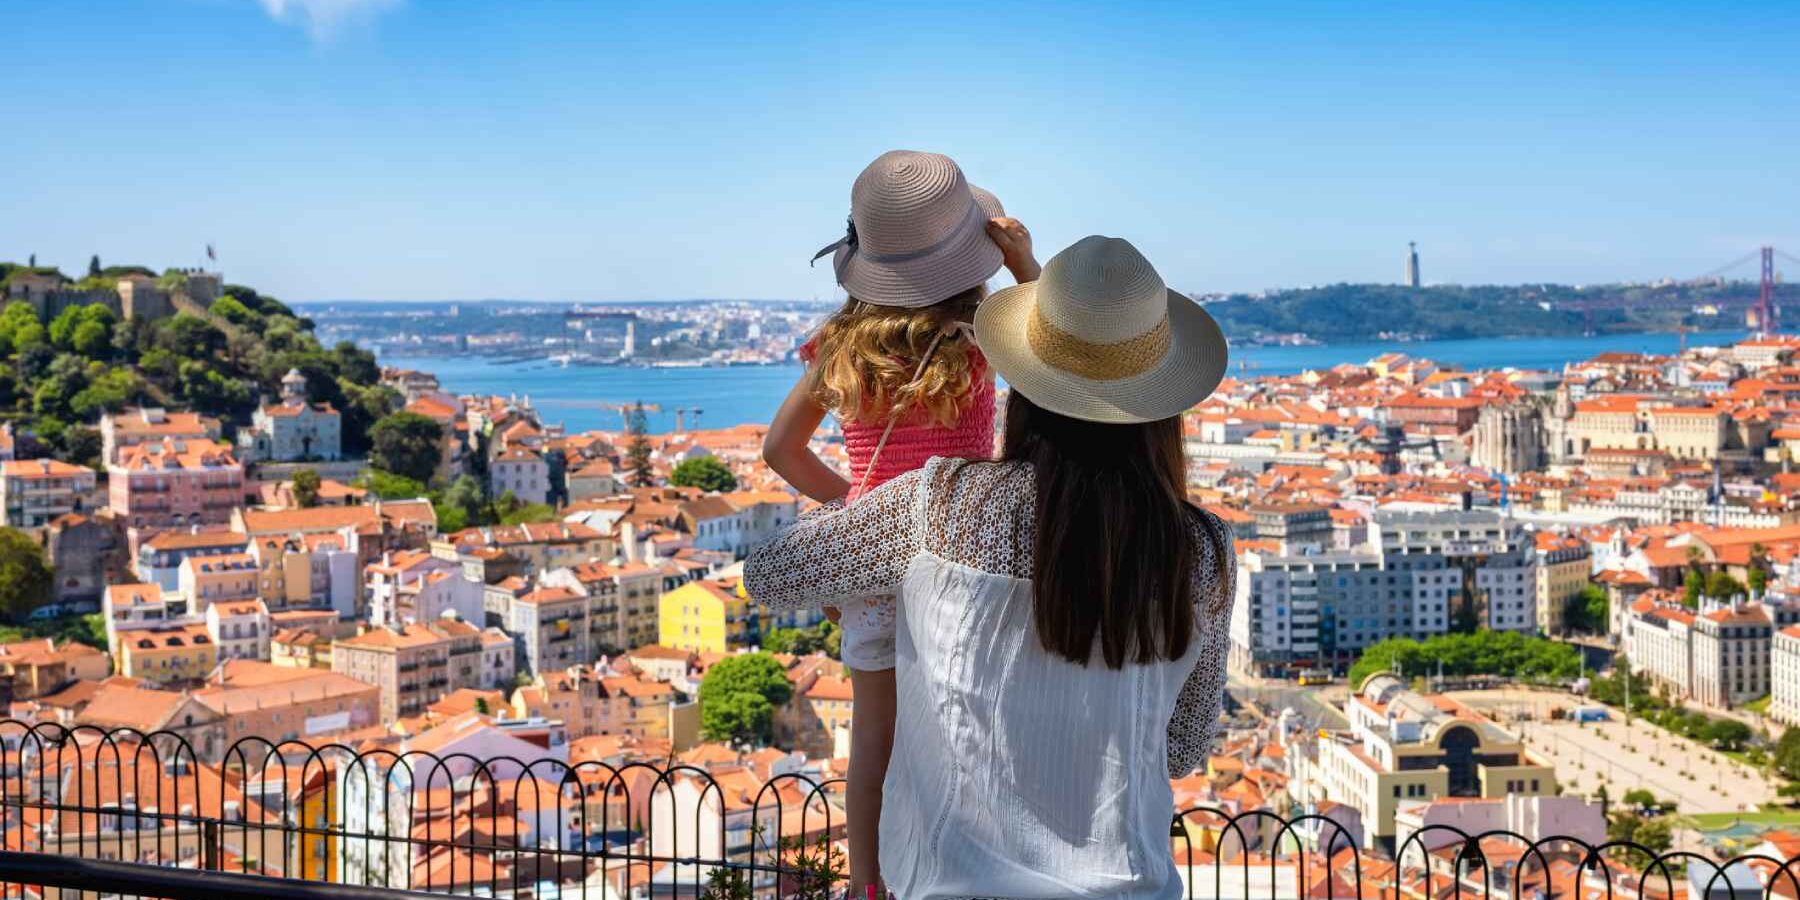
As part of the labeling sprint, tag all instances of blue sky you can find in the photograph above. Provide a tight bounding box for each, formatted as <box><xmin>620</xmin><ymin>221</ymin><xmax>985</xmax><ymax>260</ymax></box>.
<box><xmin>6</xmin><ymin>1</ymin><xmax>1798</xmax><ymax>302</ymax></box>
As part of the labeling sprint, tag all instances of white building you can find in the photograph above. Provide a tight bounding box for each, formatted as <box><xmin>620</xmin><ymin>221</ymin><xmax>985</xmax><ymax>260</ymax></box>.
<box><xmin>0</xmin><ymin>458</ymin><xmax>96</xmax><ymax>528</ymax></box>
<box><xmin>491</xmin><ymin>446</ymin><xmax>551</xmax><ymax>505</ymax></box>
<box><xmin>364</xmin><ymin>549</ymin><xmax>482</xmax><ymax>628</ymax></box>
<box><xmin>238</xmin><ymin>370</ymin><xmax>343</xmax><ymax>462</ymax></box>
<box><xmin>1624</xmin><ymin>597</ymin><xmax>1795</xmax><ymax>710</ymax></box>
<box><xmin>1621</xmin><ymin>597</ymin><xmax>1694</xmax><ymax>698</ymax></box>
<box><xmin>1771</xmin><ymin>624</ymin><xmax>1800</xmax><ymax>726</ymax></box>
<box><xmin>205</xmin><ymin>598</ymin><xmax>272</xmax><ymax>662</ymax></box>
<box><xmin>1230</xmin><ymin>509</ymin><xmax>1537</xmax><ymax>676</ymax></box>
<box><xmin>102</xmin><ymin>583</ymin><xmax>185</xmax><ymax>657</ymax></box>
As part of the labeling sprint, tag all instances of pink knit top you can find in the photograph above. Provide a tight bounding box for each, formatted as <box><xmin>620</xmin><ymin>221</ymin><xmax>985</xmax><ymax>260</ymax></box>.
<box><xmin>800</xmin><ymin>336</ymin><xmax>996</xmax><ymax>500</ymax></box>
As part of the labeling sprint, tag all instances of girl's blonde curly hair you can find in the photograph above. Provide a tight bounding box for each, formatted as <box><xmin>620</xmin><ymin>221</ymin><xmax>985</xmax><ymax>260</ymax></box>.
<box><xmin>809</xmin><ymin>285</ymin><xmax>985</xmax><ymax>428</ymax></box>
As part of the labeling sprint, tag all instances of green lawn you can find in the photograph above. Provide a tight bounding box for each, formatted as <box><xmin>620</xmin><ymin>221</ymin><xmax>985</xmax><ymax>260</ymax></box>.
<box><xmin>1686</xmin><ymin>808</ymin><xmax>1800</xmax><ymax>831</ymax></box>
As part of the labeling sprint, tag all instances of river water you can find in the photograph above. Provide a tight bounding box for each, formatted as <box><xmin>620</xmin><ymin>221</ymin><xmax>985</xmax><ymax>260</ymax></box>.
<box><xmin>380</xmin><ymin>328</ymin><xmax>1747</xmax><ymax>434</ymax></box>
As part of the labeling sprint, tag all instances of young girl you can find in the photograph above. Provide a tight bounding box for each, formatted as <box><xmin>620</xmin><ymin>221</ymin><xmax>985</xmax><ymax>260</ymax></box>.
<box><xmin>762</xmin><ymin>150</ymin><xmax>1039</xmax><ymax>895</ymax></box>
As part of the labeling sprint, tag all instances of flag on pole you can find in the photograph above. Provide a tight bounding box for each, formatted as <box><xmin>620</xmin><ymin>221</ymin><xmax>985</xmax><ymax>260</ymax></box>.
<box><xmin>206</xmin><ymin>243</ymin><xmax>216</xmax><ymax>263</ymax></box>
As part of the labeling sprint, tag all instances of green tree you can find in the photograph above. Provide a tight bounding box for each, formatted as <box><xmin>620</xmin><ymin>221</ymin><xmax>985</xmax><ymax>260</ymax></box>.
<box><xmin>361</xmin><ymin>469</ymin><xmax>428</xmax><ymax>499</ymax></box>
<box><xmin>762</xmin><ymin>621</ymin><xmax>841</xmax><ymax>658</ymax></box>
<box><xmin>0</xmin><ymin>302</ymin><xmax>46</xmax><ymax>357</ymax></box>
<box><xmin>1703</xmin><ymin>571</ymin><xmax>1746</xmax><ymax>601</ymax></box>
<box><xmin>154</xmin><ymin>313</ymin><xmax>226</xmax><ymax>360</ymax></box>
<box><xmin>210</xmin><ymin>295</ymin><xmax>259</xmax><ymax>328</ymax></box>
<box><xmin>0</xmin><ymin>528</ymin><xmax>54</xmax><ymax>622</ymax></box>
<box><xmin>338</xmin><ymin>381</ymin><xmax>401</xmax><ymax>457</ymax></box>
<box><xmin>56</xmin><ymin>427</ymin><xmax>102</xmax><ymax>469</ymax></box>
<box><xmin>436</xmin><ymin>503</ymin><xmax>470</xmax><ymax>533</ymax></box>
<box><xmin>670</xmin><ymin>456</ymin><xmax>737</xmax><ymax>492</ymax></box>
<box><xmin>441</xmin><ymin>475</ymin><xmax>489</xmax><ymax>529</ymax></box>
<box><xmin>1347</xmin><ymin>631</ymin><xmax>1583</xmax><ymax>687</ymax></box>
<box><xmin>1682</xmin><ymin>570</ymin><xmax>1704</xmax><ymax>607</ymax></box>
<box><xmin>1703</xmin><ymin>718</ymin><xmax>1752</xmax><ymax>750</ymax></box>
<box><xmin>70</xmin><ymin>368</ymin><xmax>145</xmax><ymax>419</ymax></box>
<box><xmin>1565</xmin><ymin>584</ymin><xmax>1611</xmax><ymax>634</ymax></box>
<box><xmin>627</xmin><ymin>401</ymin><xmax>654</xmax><ymax>486</ymax></box>
<box><xmin>1621</xmin><ymin>789</ymin><xmax>1659</xmax><ymax>810</ymax></box>
<box><xmin>1636</xmin><ymin>817</ymin><xmax>1674</xmax><ymax>855</ymax></box>
<box><xmin>368</xmin><ymin>412</ymin><xmax>444</xmax><ymax>484</ymax></box>
<box><xmin>291</xmin><ymin>469</ymin><xmax>322</xmax><ymax>508</ymax></box>
<box><xmin>70</xmin><ymin>319</ymin><xmax>110</xmax><ymax>358</ymax></box>
<box><xmin>493</xmin><ymin>490</ymin><xmax>523</xmax><ymax>521</ymax></box>
<box><xmin>499</xmin><ymin>502</ymin><xmax>557</xmax><ymax>526</ymax></box>
<box><xmin>1776</xmin><ymin>729</ymin><xmax>1800</xmax><ymax>780</ymax></box>
<box><xmin>698</xmin><ymin>653</ymin><xmax>794</xmax><ymax>746</ymax></box>
<box><xmin>87</xmin><ymin>255</ymin><xmax>100</xmax><ymax>278</ymax></box>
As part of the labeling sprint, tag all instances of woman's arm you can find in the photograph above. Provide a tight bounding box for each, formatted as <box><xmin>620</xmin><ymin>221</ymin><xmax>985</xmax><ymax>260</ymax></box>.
<box><xmin>1168</xmin><ymin>511</ymin><xmax>1238</xmax><ymax>778</ymax></box>
<box><xmin>762</xmin><ymin>373</ymin><xmax>851</xmax><ymax>504</ymax></box>
<box><xmin>743</xmin><ymin>467</ymin><xmax>924</xmax><ymax>611</ymax></box>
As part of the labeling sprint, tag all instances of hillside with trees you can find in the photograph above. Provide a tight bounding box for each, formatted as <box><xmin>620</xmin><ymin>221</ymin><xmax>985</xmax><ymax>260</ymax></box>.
<box><xmin>1202</xmin><ymin>280</ymin><xmax>1799</xmax><ymax>344</ymax></box>
<box><xmin>0</xmin><ymin>261</ymin><xmax>398</xmax><ymax>468</ymax></box>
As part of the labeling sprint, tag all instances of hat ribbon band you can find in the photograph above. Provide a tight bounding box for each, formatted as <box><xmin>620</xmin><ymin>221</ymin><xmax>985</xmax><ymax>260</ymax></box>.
<box><xmin>1027</xmin><ymin>305</ymin><xmax>1171</xmax><ymax>381</ymax></box>
<box><xmin>809</xmin><ymin>198</ymin><xmax>988</xmax><ymax>285</ymax></box>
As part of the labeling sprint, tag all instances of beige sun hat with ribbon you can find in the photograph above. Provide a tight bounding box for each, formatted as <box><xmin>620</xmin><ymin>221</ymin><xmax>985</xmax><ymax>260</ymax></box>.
<box><xmin>976</xmin><ymin>235</ymin><xmax>1228</xmax><ymax>424</ymax></box>
<box><xmin>812</xmin><ymin>150</ymin><xmax>1005</xmax><ymax>308</ymax></box>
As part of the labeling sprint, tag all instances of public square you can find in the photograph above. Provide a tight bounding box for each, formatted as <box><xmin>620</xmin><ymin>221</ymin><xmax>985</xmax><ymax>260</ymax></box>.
<box><xmin>1449</xmin><ymin>688</ymin><xmax>1777</xmax><ymax>814</ymax></box>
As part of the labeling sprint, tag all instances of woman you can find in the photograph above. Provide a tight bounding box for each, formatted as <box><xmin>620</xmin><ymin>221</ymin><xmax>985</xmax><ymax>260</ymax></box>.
<box><xmin>744</xmin><ymin>235</ymin><xmax>1236</xmax><ymax>899</ymax></box>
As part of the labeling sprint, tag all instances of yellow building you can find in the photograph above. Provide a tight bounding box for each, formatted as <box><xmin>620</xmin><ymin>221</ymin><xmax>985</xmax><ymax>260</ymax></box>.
<box><xmin>658</xmin><ymin>577</ymin><xmax>756</xmax><ymax>654</ymax></box>
<box><xmin>1534</xmin><ymin>532</ymin><xmax>1592</xmax><ymax>635</ymax></box>
<box><xmin>1306</xmin><ymin>672</ymin><xmax>1559</xmax><ymax>848</ymax></box>
<box><xmin>117</xmin><ymin>622</ymin><xmax>219</xmax><ymax>684</ymax></box>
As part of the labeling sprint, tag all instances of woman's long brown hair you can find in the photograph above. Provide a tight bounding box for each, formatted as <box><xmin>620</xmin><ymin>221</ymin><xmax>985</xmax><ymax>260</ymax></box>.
<box><xmin>1002</xmin><ymin>392</ymin><xmax>1219</xmax><ymax>669</ymax></box>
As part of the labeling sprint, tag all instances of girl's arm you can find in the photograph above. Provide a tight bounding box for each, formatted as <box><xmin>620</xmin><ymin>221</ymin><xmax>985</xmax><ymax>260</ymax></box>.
<box><xmin>762</xmin><ymin>373</ymin><xmax>851</xmax><ymax>504</ymax></box>
<box><xmin>743</xmin><ymin>467</ymin><xmax>923</xmax><ymax>610</ymax></box>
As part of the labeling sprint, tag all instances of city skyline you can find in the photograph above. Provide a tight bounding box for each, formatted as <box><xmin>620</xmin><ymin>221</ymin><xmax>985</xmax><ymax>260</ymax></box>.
<box><xmin>7</xmin><ymin>1</ymin><xmax>1800</xmax><ymax>303</ymax></box>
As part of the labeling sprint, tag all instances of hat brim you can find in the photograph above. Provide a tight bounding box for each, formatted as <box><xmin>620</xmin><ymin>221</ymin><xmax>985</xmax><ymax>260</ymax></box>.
<box><xmin>975</xmin><ymin>282</ymin><xmax>1229</xmax><ymax>424</ymax></box>
<box><xmin>835</xmin><ymin>184</ymin><xmax>1007</xmax><ymax>309</ymax></box>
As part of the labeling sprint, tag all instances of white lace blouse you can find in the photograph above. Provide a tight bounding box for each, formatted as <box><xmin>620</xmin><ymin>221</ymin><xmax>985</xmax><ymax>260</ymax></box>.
<box><xmin>744</xmin><ymin>457</ymin><xmax>1236</xmax><ymax>900</ymax></box>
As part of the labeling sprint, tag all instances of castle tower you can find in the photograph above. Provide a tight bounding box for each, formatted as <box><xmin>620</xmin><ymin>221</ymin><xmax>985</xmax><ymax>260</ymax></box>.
<box><xmin>1406</xmin><ymin>241</ymin><xmax>1421</xmax><ymax>288</ymax></box>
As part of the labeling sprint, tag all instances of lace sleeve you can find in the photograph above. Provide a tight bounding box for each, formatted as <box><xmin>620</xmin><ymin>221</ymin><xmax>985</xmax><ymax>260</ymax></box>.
<box><xmin>741</xmin><ymin>468</ymin><xmax>925</xmax><ymax>611</ymax></box>
<box><xmin>1167</xmin><ymin>509</ymin><xmax>1237</xmax><ymax>778</ymax></box>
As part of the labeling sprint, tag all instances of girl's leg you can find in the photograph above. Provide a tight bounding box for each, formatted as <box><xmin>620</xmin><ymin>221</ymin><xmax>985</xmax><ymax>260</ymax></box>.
<box><xmin>846</xmin><ymin>666</ymin><xmax>897</xmax><ymax>897</ymax></box>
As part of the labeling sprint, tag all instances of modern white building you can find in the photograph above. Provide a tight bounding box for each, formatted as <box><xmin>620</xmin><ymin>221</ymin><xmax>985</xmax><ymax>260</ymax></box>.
<box><xmin>1230</xmin><ymin>509</ymin><xmax>1538</xmax><ymax>676</ymax></box>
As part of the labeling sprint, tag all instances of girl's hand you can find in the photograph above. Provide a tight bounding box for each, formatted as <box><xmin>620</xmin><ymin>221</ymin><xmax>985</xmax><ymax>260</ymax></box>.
<box><xmin>988</xmin><ymin>217</ymin><xmax>1042</xmax><ymax>283</ymax></box>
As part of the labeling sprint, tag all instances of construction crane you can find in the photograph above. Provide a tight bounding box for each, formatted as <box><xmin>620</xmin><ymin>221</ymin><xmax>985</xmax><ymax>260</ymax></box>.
<box><xmin>673</xmin><ymin>407</ymin><xmax>703</xmax><ymax>432</ymax></box>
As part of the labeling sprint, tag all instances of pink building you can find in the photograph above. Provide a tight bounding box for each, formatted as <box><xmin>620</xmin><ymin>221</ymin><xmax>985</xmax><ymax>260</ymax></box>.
<box><xmin>108</xmin><ymin>437</ymin><xmax>246</xmax><ymax>530</ymax></box>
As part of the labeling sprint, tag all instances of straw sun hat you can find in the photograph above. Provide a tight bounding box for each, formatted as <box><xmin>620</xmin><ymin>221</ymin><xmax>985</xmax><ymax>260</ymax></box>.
<box><xmin>812</xmin><ymin>150</ymin><xmax>1005</xmax><ymax>308</ymax></box>
<box><xmin>976</xmin><ymin>235</ymin><xmax>1229</xmax><ymax>424</ymax></box>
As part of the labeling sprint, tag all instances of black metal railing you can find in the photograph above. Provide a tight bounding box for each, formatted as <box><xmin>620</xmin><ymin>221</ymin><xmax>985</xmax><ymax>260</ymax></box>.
<box><xmin>0</xmin><ymin>720</ymin><xmax>1794</xmax><ymax>899</ymax></box>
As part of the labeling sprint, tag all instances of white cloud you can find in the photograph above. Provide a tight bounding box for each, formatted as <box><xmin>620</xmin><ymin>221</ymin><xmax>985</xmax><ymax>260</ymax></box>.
<box><xmin>257</xmin><ymin>0</ymin><xmax>401</xmax><ymax>40</ymax></box>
